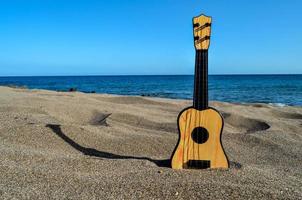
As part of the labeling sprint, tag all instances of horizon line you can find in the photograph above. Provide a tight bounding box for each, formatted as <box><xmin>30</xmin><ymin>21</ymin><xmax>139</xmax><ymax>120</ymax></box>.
<box><xmin>0</xmin><ymin>73</ymin><xmax>302</xmax><ymax>77</ymax></box>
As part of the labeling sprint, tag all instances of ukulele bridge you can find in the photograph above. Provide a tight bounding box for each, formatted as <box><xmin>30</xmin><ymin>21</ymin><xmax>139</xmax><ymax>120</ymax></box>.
<box><xmin>186</xmin><ymin>160</ymin><xmax>211</xmax><ymax>169</ymax></box>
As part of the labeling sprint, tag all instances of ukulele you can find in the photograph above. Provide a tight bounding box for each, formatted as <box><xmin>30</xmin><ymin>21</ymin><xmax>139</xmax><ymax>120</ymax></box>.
<box><xmin>171</xmin><ymin>14</ymin><xmax>229</xmax><ymax>169</ymax></box>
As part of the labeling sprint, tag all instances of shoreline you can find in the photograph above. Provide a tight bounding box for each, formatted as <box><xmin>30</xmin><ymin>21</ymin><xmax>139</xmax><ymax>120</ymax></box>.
<box><xmin>2</xmin><ymin>85</ymin><xmax>301</xmax><ymax>108</ymax></box>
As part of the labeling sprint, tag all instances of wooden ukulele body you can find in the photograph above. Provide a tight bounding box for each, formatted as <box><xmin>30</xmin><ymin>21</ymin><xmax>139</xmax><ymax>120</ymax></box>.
<box><xmin>171</xmin><ymin>107</ymin><xmax>228</xmax><ymax>169</ymax></box>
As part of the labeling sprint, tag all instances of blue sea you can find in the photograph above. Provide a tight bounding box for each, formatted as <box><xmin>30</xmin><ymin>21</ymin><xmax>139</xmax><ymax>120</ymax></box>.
<box><xmin>0</xmin><ymin>75</ymin><xmax>301</xmax><ymax>106</ymax></box>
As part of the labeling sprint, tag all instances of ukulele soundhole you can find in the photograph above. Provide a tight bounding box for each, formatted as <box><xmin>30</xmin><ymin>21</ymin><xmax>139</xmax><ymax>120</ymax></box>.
<box><xmin>191</xmin><ymin>127</ymin><xmax>209</xmax><ymax>144</ymax></box>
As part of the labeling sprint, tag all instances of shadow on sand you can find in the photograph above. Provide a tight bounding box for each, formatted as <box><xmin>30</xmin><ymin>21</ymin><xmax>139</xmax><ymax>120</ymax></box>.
<box><xmin>46</xmin><ymin>124</ymin><xmax>170</xmax><ymax>168</ymax></box>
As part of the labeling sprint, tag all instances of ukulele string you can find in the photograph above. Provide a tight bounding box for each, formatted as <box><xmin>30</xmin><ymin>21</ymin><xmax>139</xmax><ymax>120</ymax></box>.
<box><xmin>203</xmin><ymin>49</ymin><xmax>206</xmax><ymax>169</ymax></box>
<box><xmin>195</xmin><ymin>50</ymin><xmax>200</xmax><ymax>167</ymax></box>
<box><xmin>194</xmin><ymin>48</ymin><xmax>200</xmax><ymax>168</ymax></box>
<box><xmin>198</xmin><ymin>49</ymin><xmax>202</xmax><ymax>168</ymax></box>
<box><xmin>198</xmin><ymin>49</ymin><xmax>203</xmax><ymax>168</ymax></box>
<box><xmin>201</xmin><ymin>49</ymin><xmax>204</xmax><ymax>169</ymax></box>
<box><xmin>206</xmin><ymin>50</ymin><xmax>209</xmax><ymax>168</ymax></box>
<box><xmin>205</xmin><ymin>50</ymin><xmax>208</xmax><ymax>109</ymax></box>
<box><xmin>201</xmin><ymin>51</ymin><xmax>205</xmax><ymax>168</ymax></box>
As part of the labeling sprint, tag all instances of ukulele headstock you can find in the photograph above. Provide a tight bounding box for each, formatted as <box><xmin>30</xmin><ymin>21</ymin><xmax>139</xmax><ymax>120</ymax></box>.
<box><xmin>193</xmin><ymin>14</ymin><xmax>212</xmax><ymax>50</ymax></box>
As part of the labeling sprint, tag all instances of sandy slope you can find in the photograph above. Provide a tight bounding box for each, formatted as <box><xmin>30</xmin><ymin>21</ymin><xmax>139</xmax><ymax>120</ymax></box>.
<box><xmin>0</xmin><ymin>86</ymin><xmax>301</xmax><ymax>199</ymax></box>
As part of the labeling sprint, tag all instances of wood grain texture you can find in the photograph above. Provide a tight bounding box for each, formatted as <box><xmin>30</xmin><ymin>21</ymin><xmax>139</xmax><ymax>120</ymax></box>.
<box><xmin>171</xmin><ymin>107</ymin><xmax>228</xmax><ymax>169</ymax></box>
<box><xmin>193</xmin><ymin>14</ymin><xmax>212</xmax><ymax>50</ymax></box>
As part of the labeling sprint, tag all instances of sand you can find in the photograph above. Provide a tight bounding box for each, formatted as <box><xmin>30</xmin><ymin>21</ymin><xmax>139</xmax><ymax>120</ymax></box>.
<box><xmin>0</xmin><ymin>86</ymin><xmax>301</xmax><ymax>199</ymax></box>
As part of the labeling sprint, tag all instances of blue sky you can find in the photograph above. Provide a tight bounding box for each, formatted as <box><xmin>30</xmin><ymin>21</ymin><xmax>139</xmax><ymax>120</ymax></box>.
<box><xmin>0</xmin><ymin>0</ymin><xmax>301</xmax><ymax>76</ymax></box>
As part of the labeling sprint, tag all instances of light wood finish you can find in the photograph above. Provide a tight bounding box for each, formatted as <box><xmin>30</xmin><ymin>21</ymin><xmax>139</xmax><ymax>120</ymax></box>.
<box><xmin>171</xmin><ymin>108</ymin><xmax>228</xmax><ymax>169</ymax></box>
<box><xmin>193</xmin><ymin>14</ymin><xmax>212</xmax><ymax>50</ymax></box>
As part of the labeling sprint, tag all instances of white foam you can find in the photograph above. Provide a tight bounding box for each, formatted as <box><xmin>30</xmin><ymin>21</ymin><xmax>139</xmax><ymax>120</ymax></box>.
<box><xmin>268</xmin><ymin>103</ymin><xmax>287</xmax><ymax>107</ymax></box>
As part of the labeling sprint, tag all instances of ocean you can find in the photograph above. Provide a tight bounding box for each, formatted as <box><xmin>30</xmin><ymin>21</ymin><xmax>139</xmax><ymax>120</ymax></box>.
<box><xmin>0</xmin><ymin>75</ymin><xmax>301</xmax><ymax>106</ymax></box>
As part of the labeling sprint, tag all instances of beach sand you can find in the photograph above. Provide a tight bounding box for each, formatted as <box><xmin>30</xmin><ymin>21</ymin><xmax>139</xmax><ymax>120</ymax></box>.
<box><xmin>0</xmin><ymin>86</ymin><xmax>301</xmax><ymax>199</ymax></box>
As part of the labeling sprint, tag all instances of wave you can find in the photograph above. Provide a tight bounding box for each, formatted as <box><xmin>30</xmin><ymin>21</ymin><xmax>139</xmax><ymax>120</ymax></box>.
<box><xmin>268</xmin><ymin>103</ymin><xmax>288</xmax><ymax>107</ymax></box>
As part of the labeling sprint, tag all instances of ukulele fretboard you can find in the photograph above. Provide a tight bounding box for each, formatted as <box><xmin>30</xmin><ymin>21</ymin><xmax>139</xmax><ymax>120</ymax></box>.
<box><xmin>193</xmin><ymin>50</ymin><xmax>208</xmax><ymax>110</ymax></box>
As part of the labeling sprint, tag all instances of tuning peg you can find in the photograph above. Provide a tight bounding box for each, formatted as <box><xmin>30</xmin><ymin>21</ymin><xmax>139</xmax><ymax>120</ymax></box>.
<box><xmin>194</xmin><ymin>36</ymin><xmax>200</xmax><ymax>41</ymax></box>
<box><xmin>205</xmin><ymin>23</ymin><xmax>211</xmax><ymax>27</ymax></box>
<box><xmin>193</xmin><ymin>23</ymin><xmax>200</xmax><ymax>28</ymax></box>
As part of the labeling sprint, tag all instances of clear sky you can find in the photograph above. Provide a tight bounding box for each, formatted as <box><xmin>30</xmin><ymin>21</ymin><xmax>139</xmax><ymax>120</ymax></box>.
<box><xmin>0</xmin><ymin>0</ymin><xmax>301</xmax><ymax>76</ymax></box>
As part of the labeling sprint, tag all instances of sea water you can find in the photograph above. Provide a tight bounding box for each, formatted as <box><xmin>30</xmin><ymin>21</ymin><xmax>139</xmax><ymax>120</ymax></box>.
<box><xmin>0</xmin><ymin>75</ymin><xmax>301</xmax><ymax>106</ymax></box>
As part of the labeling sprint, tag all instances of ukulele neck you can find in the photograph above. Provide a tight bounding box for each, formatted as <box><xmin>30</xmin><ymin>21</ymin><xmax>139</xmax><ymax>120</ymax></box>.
<box><xmin>193</xmin><ymin>50</ymin><xmax>208</xmax><ymax>110</ymax></box>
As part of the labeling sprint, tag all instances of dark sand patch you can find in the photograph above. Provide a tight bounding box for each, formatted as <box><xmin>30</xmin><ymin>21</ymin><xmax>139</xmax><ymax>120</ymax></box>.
<box><xmin>223</xmin><ymin>113</ymin><xmax>270</xmax><ymax>133</ymax></box>
<box><xmin>250</xmin><ymin>103</ymin><xmax>269</xmax><ymax>108</ymax></box>
<box><xmin>89</xmin><ymin>113</ymin><xmax>112</xmax><ymax>126</ymax></box>
<box><xmin>229</xmin><ymin>161</ymin><xmax>242</xmax><ymax>169</ymax></box>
